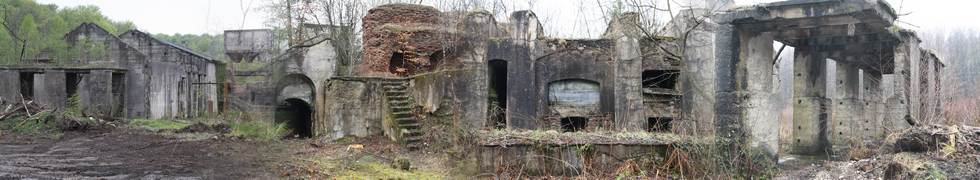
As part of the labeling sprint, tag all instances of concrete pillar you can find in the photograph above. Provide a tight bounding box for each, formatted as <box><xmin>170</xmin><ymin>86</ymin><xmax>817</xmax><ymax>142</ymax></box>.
<box><xmin>671</xmin><ymin>9</ymin><xmax>717</xmax><ymax>136</ymax></box>
<box><xmin>829</xmin><ymin>62</ymin><xmax>861</xmax><ymax>157</ymax></box>
<box><xmin>35</xmin><ymin>71</ymin><xmax>67</xmax><ymax>110</ymax></box>
<box><xmin>737</xmin><ymin>31</ymin><xmax>779</xmax><ymax>156</ymax></box>
<box><xmin>612</xmin><ymin>14</ymin><xmax>646</xmax><ymax>131</ymax></box>
<box><xmin>80</xmin><ymin>70</ymin><xmax>113</xmax><ymax>115</ymax></box>
<box><xmin>0</xmin><ymin>70</ymin><xmax>20</xmax><ymax>104</ymax></box>
<box><xmin>885</xmin><ymin>41</ymin><xmax>915</xmax><ymax>132</ymax></box>
<box><xmin>861</xmin><ymin>70</ymin><xmax>884</xmax><ymax>140</ymax></box>
<box><xmin>791</xmin><ymin>47</ymin><xmax>829</xmax><ymax>155</ymax></box>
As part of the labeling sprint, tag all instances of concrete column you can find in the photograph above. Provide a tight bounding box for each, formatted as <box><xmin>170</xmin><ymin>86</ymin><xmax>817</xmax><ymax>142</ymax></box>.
<box><xmin>829</xmin><ymin>62</ymin><xmax>861</xmax><ymax>157</ymax></box>
<box><xmin>861</xmin><ymin>70</ymin><xmax>884</xmax><ymax>140</ymax></box>
<box><xmin>612</xmin><ymin>14</ymin><xmax>645</xmax><ymax>131</ymax></box>
<box><xmin>35</xmin><ymin>71</ymin><xmax>67</xmax><ymax>110</ymax></box>
<box><xmin>0</xmin><ymin>70</ymin><xmax>20</xmax><ymax>104</ymax></box>
<box><xmin>884</xmin><ymin>41</ymin><xmax>914</xmax><ymax>132</ymax></box>
<box><xmin>791</xmin><ymin>47</ymin><xmax>829</xmax><ymax>155</ymax></box>
<box><xmin>737</xmin><ymin>31</ymin><xmax>779</xmax><ymax>156</ymax></box>
<box><xmin>80</xmin><ymin>70</ymin><xmax>113</xmax><ymax>115</ymax></box>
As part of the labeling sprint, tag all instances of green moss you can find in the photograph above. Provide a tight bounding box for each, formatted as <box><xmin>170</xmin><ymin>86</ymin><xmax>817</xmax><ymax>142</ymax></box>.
<box><xmin>130</xmin><ymin>119</ymin><xmax>191</xmax><ymax>131</ymax></box>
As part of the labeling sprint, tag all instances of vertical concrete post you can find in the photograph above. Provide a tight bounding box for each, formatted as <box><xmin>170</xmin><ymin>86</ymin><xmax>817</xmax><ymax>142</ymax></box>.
<box><xmin>35</xmin><ymin>70</ymin><xmax>67</xmax><ymax>110</ymax></box>
<box><xmin>671</xmin><ymin>9</ymin><xmax>717</xmax><ymax>136</ymax></box>
<box><xmin>830</xmin><ymin>62</ymin><xmax>860</xmax><ymax>157</ymax></box>
<box><xmin>0</xmin><ymin>70</ymin><xmax>20</xmax><ymax>104</ymax></box>
<box><xmin>861</xmin><ymin>70</ymin><xmax>884</xmax><ymax>139</ymax></box>
<box><xmin>611</xmin><ymin>13</ymin><xmax>645</xmax><ymax>131</ymax></box>
<box><xmin>885</xmin><ymin>40</ymin><xmax>915</xmax><ymax>132</ymax></box>
<box><xmin>737</xmin><ymin>31</ymin><xmax>779</xmax><ymax>156</ymax></box>
<box><xmin>791</xmin><ymin>47</ymin><xmax>829</xmax><ymax>155</ymax></box>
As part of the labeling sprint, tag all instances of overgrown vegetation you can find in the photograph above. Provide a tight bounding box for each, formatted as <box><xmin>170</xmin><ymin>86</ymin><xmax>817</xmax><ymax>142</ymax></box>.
<box><xmin>228</xmin><ymin>120</ymin><xmax>289</xmax><ymax>141</ymax></box>
<box><xmin>0</xmin><ymin>0</ymin><xmax>135</xmax><ymax>64</ymax></box>
<box><xmin>0</xmin><ymin>110</ymin><xmax>60</xmax><ymax>137</ymax></box>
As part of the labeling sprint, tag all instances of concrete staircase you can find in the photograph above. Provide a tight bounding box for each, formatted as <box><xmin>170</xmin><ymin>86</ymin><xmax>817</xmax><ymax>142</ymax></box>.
<box><xmin>382</xmin><ymin>79</ymin><xmax>423</xmax><ymax>150</ymax></box>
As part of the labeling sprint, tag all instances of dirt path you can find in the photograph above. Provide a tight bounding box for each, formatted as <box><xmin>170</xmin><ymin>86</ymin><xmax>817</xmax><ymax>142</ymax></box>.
<box><xmin>0</xmin><ymin>130</ymin><xmax>297</xmax><ymax>179</ymax></box>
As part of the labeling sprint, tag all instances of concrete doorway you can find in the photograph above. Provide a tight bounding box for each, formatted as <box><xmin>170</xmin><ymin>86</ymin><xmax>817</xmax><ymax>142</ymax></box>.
<box><xmin>488</xmin><ymin>59</ymin><xmax>507</xmax><ymax>129</ymax></box>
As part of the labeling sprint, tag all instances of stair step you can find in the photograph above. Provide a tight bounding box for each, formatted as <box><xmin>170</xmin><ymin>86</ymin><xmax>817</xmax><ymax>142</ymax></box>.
<box><xmin>381</xmin><ymin>85</ymin><xmax>408</xmax><ymax>90</ymax></box>
<box><xmin>395</xmin><ymin>117</ymin><xmax>416</xmax><ymax>123</ymax></box>
<box><xmin>399</xmin><ymin>123</ymin><xmax>420</xmax><ymax>128</ymax></box>
<box><xmin>391</xmin><ymin>106</ymin><xmax>412</xmax><ymax>111</ymax></box>
<box><xmin>404</xmin><ymin>136</ymin><xmax>423</xmax><ymax>142</ymax></box>
<box><xmin>403</xmin><ymin>130</ymin><xmax>422</xmax><ymax>136</ymax></box>
<box><xmin>385</xmin><ymin>90</ymin><xmax>408</xmax><ymax>95</ymax></box>
<box><xmin>387</xmin><ymin>96</ymin><xmax>409</xmax><ymax>100</ymax></box>
<box><xmin>381</xmin><ymin>81</ymin><xmax>406</xmax><ymax>86</ymax></box>
<box><xmin>392</xmin><ymin>111</ymin><xmax>412</xmax><ymax>117</ymax></box>
<box><xmin>389</xmin><ymin>100</ymin><xmax>411</xmax><ymax>105</ymax></box>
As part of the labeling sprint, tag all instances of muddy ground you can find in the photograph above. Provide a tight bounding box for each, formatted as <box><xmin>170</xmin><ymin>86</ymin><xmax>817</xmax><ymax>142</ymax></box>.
<box><xmin>0</xmin><ymin>129</ymin><xmax>304</xmax><ymax>179</ymax></box>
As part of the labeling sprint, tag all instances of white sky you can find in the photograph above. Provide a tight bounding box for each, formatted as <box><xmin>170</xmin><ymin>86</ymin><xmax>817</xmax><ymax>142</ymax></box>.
<box><xmin>35</xmin><ymin>0</ymin><xmax>980</xmax><ymax>37</ymax></box>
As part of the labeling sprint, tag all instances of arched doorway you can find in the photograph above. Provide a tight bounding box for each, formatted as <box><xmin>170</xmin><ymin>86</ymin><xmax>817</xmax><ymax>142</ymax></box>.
<box><xmin>276</xmin><ymin>74</ymin><xmax>315</xmax><ymax>138</ymax></box>
<box><xmin>275</xmin><ymin>98</ymin><xmax>313</xmax><ymax>138</ymax></box>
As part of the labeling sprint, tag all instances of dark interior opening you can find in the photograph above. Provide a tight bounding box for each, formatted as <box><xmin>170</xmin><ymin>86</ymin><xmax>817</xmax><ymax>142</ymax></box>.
<box><xmin>560</xmin><ymin>117</ymin><xmax>588</xmax><ymax>132</ymax></box>
<box><xmin>642</xmin><ymin>70</ymin><xmax>679</xmax><ymax>89</ymax></box>
<box><xmin>19</xmin><ymin>72</ymin><xmax>34</xmax><ymax>100</ymax></box>
<box><xmin>66</xmin><ymin>73</ymin><xmax>82</xmax><ymax>97</ymax></box>
<box><xmin>428</xmin><ymin>51</ymin><xmax>443</xmax><ymax>71</ymax></box>
<box><xmin>488</xmin><ymin>60</ymin><xmax>507</xmax><ymax>129</ymax></box>
<box><xmin>647</xmin><ymin>117</ymin><xmax>673</xmax><ymax>132</ymax></box>
<box><xmin>389</xmin><ymin>53</ymin><xmax>406</xmax><ymax>73</ymax></box>
<box><xmin>275</xmin><ymin>98</ymin><xmax>313</xmax><ymax>138</ymax></box>
<box><xmin>111</xmin><ymin>73</ymin><xmax>125</xmax><ymax>117</ymax></box>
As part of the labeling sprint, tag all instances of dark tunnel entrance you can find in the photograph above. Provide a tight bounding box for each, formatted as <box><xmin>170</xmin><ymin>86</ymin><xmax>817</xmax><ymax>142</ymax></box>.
<box><xmin>488</xmin><ymin>60</ymin><xmax>507</xmax><ymax>129</ymax></box>
<box><xmin>275</xmin><ymin>98</ymin><xmax>313</xmax><ymax>138</ymax></box>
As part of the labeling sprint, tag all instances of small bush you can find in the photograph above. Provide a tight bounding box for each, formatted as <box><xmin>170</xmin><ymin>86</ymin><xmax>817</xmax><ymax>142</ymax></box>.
<box><xmin>228</xmin><ymin>121</ymin><xmax>288</xmax><ymax>141</ymax></box>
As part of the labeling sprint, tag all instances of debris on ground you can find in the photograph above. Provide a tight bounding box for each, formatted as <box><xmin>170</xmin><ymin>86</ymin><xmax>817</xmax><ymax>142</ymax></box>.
<box><xmin>779</xmin><ymin>125</ymin><xmax>980</xmax><ymax>179</ymax></box>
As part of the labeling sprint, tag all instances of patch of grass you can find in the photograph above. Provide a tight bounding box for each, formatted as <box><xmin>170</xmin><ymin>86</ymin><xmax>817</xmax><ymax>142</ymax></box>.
<box><xmin>228</xmin><ymin>121</ymin><xmax>288</xmax><ymax>141</ymax></box>
<box><xmin>130</xmin><ymin>119</ymin><xmax>191</xmax><ymax>131</ymax></box>
<box><xmin>308</xmin><ymin>155</ymin><xmax>445</xmax><ymax>179</ymax></box>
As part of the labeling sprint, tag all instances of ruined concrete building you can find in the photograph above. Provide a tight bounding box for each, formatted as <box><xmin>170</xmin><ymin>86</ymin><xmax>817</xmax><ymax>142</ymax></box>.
<box><xmin>264</xmin><ymin>0</ymin><xmax>945</xmax><ymax>174</ymax></box>
<box><xmin>0</xmin><ymin>23</ymin><xmax>221</xmax><ymax>119</ymax></box>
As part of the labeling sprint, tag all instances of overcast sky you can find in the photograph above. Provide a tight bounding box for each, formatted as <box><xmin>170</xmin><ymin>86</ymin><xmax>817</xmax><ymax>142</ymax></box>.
<box><xmin>35</xmin><ymin>0</ymin><xmax>980</xmax><ymax>38</ymax></box>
